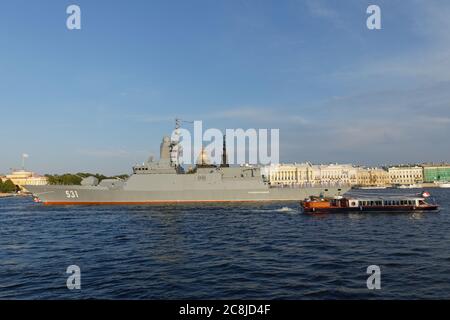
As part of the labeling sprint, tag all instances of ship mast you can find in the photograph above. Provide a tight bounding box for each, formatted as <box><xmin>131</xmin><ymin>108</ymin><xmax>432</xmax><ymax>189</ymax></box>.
<box><xmin>221</xmin><ymin>135</ymin><xmax>229</xmax><ymax>167</ymax></box>
<box><xmin>170</xmin><ymin>118</ymin><xmax>193</xmax><ymax>167</ymax></box>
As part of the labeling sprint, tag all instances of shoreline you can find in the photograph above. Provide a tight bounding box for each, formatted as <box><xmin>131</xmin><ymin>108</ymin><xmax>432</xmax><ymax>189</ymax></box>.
<box><xmin>0</xmin><ymin>193</ymin><xmax>15</xmax><ymax>198</ymax></box>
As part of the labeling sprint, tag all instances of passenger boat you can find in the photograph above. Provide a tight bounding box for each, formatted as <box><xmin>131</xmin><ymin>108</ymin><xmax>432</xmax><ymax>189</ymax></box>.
<box><xmin>301</xmin><ymin>191</ymin><xmax>439</xmax><ymax>214</ymax></box>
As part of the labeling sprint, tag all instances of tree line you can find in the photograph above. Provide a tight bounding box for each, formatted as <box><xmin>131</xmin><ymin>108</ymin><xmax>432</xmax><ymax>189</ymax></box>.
<box><xmin>0</xmin><ymin>179</ymin><xmax>17</xmax><ymax>193</ymax></box>
<box><xmin>45</xmin><ymin>173</ymin><xmax>129</xmax><ymax>185</ymax></box>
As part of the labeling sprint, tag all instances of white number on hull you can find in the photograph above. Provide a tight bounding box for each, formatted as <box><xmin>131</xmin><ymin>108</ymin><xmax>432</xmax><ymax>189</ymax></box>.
<box><xmin>65</xmin><ymin>190</ymin><xmax>79</xmax><ymax>198</ymax></box>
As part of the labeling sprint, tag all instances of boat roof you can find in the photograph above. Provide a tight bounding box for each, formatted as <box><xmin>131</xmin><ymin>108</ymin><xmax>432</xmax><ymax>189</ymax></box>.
<box><xmin>346</xmin><ymin>195</ymin><xmax>424</xmax><ymax>201</ymax></box>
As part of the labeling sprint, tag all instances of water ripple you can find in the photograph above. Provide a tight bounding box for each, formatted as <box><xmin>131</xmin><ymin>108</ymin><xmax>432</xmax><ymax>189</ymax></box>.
<box><xmin>1</xmin><ymin>189</ymin><xmax>450</xmax><ymax>299</ymax></box>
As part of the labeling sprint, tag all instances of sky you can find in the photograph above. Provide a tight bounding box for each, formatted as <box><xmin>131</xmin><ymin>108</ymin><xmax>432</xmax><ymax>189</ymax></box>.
<box><xmin>0</xmin><ymin>0</ymin><xmax>449</xmax><ymax>175</ymax></box>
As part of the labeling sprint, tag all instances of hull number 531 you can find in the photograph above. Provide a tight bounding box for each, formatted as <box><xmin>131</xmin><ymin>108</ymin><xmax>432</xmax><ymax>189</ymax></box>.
<box><xmin>65</xmin><ymin>190</ymin><xmax>79</xmax><ymax>198</ymax></box>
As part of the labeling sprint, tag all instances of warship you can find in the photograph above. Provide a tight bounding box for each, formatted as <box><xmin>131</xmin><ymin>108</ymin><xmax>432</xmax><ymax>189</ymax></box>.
<box><xmin>26</xmin><ymin>125</ymin><xmax>349</xmax><ymax>205</ymax></box>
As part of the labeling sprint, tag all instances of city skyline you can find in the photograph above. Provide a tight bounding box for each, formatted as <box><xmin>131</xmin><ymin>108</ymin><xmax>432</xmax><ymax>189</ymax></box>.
<box><xmin>1</xmin><ymin>0</ymin><xmax>450</xmax><ymax>175</ymax></box>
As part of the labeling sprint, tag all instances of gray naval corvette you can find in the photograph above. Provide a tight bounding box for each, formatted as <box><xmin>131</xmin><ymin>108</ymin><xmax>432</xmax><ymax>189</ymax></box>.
<box><xmin>26</xmin><ymin>135</ymin><xmax>349</xmax><ymax>205</ymax></box>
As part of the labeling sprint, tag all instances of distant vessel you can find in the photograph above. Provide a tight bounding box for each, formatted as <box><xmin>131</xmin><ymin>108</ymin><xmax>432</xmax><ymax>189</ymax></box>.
<box><xmin>435</xmin><ymin>182</ymin><xmax>450</xmax><ymax>188</ymax></box>
<box><xmin>397</xmin><ymin>184</ymin><xmax>423</xmax><ymax>189</ymax></box>
<box><xmin>357</xmin><ymin>186</ymin><xmax>387</xmax><ymax>190</ymax></box>
<box><xmin>301</xmin><ymin>192</ymin><xmax>439</xmax><ymax>214</ymax></box>
<box><xmin>26</xmin><ymin>124</ymin><xmax>350</xmax><ymax>205</ymax></box>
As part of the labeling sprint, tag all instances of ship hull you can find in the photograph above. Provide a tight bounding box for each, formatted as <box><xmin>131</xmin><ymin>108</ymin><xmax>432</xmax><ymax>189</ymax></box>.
<box><xmin>25</xmin><ymin>185</ymin><xmax>349</xmax><ymax>205</ymax></box>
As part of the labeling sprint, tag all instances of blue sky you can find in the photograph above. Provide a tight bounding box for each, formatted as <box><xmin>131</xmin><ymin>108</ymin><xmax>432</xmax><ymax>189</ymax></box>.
<box><xmin>1</xmin><ymin>0</ymin><xmax>449</xmax><ymax>175</ymax></box>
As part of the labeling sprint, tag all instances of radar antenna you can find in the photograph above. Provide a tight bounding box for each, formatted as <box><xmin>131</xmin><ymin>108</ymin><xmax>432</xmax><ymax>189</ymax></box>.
<box><xmin>171</xmin><ymin>118</ymin><xmax>194</xmax><ymax>167</ymax></box>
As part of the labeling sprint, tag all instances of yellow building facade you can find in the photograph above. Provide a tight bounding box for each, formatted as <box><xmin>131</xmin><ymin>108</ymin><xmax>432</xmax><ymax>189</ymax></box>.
<box><xmin>356</xmin><ymin>168</ymin><xmax>390</xmax><ymax>187</ymax></box>
<box><xmin>388</xmin><ymin>166</ymin><xmax>423</xmax><ymax>185</ymax></box>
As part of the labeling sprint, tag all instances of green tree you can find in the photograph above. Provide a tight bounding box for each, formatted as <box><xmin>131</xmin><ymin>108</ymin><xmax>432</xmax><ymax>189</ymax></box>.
<box><xmin>45</xmin><ymin>174</ymin><xmax>82</xmax><ymax>185</ymax></box>
<box><xmin>45</xmin><ymin>173</ymin><xmax>129</xmax><ymax>185</ymax></box>
<box><xmin>0</xmin><ymin>179</ymin><xmax>17</xmax><ymax>193</ymax></box>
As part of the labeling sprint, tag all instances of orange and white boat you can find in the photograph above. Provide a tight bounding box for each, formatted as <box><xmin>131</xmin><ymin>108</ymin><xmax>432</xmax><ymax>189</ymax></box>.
<box><xmin>301</xmin><ymin>192</ymin><xmax>439</xmax><ymax>214</ymax></box>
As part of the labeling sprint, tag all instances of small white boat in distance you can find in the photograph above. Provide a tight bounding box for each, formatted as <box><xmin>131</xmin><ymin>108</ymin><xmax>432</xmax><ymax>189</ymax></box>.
<box><xmin>397</xmin><ymin>184</ymin><xmax>422</xmax><ymax>189</ymax></box>
<box><xmin>436</xmin><ymin>182</ymin><xmax>450</xmax><ymax>188</ymax></box>
<box><xmin>358</xmin><ymin>186</ymin><xmax>387</xmax><ymax>190</ymax></box>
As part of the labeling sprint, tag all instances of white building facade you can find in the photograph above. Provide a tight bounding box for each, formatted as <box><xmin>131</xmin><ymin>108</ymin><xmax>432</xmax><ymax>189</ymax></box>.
<box><xmin>262</xmin><ymin>163</ymin><xmax>357</xmax><ymax>186</ymax></box>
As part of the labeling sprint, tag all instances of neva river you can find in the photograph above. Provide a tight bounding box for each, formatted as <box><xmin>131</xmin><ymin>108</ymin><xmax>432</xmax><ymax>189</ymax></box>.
<box><xmin>1</xmin><ymin>189</ymin><xmax>450</xmax><ymax>299</ymax></box>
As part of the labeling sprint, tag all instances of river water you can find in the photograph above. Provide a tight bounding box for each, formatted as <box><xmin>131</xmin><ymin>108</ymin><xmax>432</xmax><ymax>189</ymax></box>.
<box><xmin>1</xmin><ymin>189</ymin><xmax>449</xmax><ymax>299</ymax></box>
